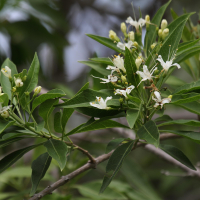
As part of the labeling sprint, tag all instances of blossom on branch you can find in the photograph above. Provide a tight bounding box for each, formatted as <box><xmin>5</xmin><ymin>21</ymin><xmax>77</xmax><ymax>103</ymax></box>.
<box><xmin>92</xmin><ymin>75</ymin><xmax>118</xmax><ymax>83</ymax></box>
<box><xmin>115</xmin><ymin>85</ymin><xmax>135</xmax><ymax>98</ymax></box>
<box><xmin>126</xmin><ymin>17</ymin><xmax>147</xmax><ymax>31</ymax></box>
<box><xmin>1</xmin><ymin>66</ymin><xmax>12</xmax><ymax>79</ymax></box>
<box><xmin>90</xmin><ymin>96</ymin><xmax>112</xmax><ymax>109</ymax></box>
<box><xmin>117</xmin><ymin>41</ymin><xmax>134</xmax><ymax>50</ymax></box>
<box><xmin>152</xmin><ymin>91</ymin><xmax>171</xmax><ymax>108</ymax></box>
<box><xmin>107</xmin><ymin>55</ymin><xmax>126</xmax><ymax>73</ymax></box>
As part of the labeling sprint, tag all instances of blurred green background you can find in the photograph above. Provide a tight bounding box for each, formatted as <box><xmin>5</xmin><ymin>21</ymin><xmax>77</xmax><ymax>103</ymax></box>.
<box><xmin>1</xmin><ymin>0</ymin><xmax>200</xmax><ymax>199</ymax></box>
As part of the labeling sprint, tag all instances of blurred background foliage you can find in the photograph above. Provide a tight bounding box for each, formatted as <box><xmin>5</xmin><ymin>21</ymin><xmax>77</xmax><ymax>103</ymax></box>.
<box><xmin>1</xmin><ymin>0</ymin><xmax>200</xmax><ymax>199</ymax></box>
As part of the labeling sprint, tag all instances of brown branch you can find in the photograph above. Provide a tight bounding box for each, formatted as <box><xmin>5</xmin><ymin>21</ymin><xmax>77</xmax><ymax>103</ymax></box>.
<box><xmin>29</xmin><ymin>133</ymin><xmax>184</xmax><ymax>200</ymax></box>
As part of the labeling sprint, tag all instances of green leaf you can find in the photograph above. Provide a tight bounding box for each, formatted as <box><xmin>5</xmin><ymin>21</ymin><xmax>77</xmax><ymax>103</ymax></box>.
<box><xmin>79</xmin><ymin>61</ymin><xmax>110</xmax><ymax>76</ymax></box>
<box><xmin>157</xmin><ymin>119</ymin><xmax>200</xmax><ymax>127</ymax></box>
<box><xmin>145</xmin><ymin>1</ymin><xmax>171</xmax><ymax>56</ymax></box>
<box><xmin>137</xmin><ymin>120</ymin><xmax>160</xmax><ymax>147</ymax></box>
<box><xmin>165</xmin><ymin>75</ymin><xmax>186</xmax><ymax>87</ymax></box>
<box><xmin>177</xmin><ymin>39</ymin><xmax>200</xmax><ymax>52</ymax></box>
<box><xmin>90</xmin><ymin>57</ymin><xmax>113</xmax><ymax>65</ymax></box>
<box><xmin>105</xmin><ymin>138</ymin><xmax>126</xmax><ymax>153</ymax></box>
<box><xmin>159</xmin><ymin>144</ymin><xmax>196</xmax><ymax>170</ymax></box>
<box><xmin>154</xmin><ymin>115</ymin><xmax>173</xmax><ymax>123</ymax></box>
<box><xmin>173</xmin><ymin>79</ymin><xmax>200</xmax><ymax>94</ymax></box>
<box><xmin>65</xmin><ymin>119</ymin><xmax>129</xmax><ymax>136</ymax></box>
<box><xmin>0</xmin><ymin>58</ymin><xmax>18</xmax><ymax>99</ymax></box>
<box><xmin>100</xmin><ymin>141</ymin><xmax>134</xmax><ymax>193</ymax></box>
<box><xmin>0</xmin><ymin>137</ymin><xmax>25</xmax><ymax>148</ymax></box>
<box><xmin>178</xmin><ymin>101</ymin><xmax>200</xmax><ymax>115</ymax></box>
<box><xmin>171</xmin><ymin>92</ymin><xmax>200</xmax><ymax>104</ymax></box>
<box><xmin>54</xmin><ymin>111</ymin><xmax>62</xmax><ymax>133</ymax></box>
<box><xmin>124</xmin><ymin>47</ymin><xmax>138</xmax><ymax>85</ymax></box>
<box><xmin>0</xmin><ymin>143</ymin><xmax>42</xmax><ymax>173</ymax></box>
<box><xmin>44</xmin><ymin>139</ymin><xmax>68</xmax><ymax>171</ymax></box>
<box><xmin>127</xmin><ymin>94</ymin><xmax>141</xmax><ymax>104</ymax></box>
<box><xmin>160</xmin><ymin>130</ymin><xmax>200</xmax><ymax>144</ymax></box>
<box><xmin>0</xmin><ymin>120</ymin><xmax>15</xmax><ymax>134</ymax></box>
<box><xmin>158</xmin><ymin>13</ymin><xmax>193</xmax><ymax>63</ymax></box>
<box><xmin>39</xmin><ymin>99</ymin><xmax>59</xmax><ymax>122</ymax></box>
<box><xmin>19</xmin><ymin>53</ymin><xmax>40</xmax><ymax>99</ymax></box>
<box><xmin>86</xmin><ymin>34</ymin><xmax>123</xmax><ymax>54</ymax></box>
<box><xmin>76</xmin><ymin>82</ymin><xmax>90</xmax><ymax>96</ymax></box>
<box><xmin>61</xmin><ymin>108</ymin><xmax>74</xmax><ymax>131</ymax></box>
<box><xmin>32</xmin><ymin>89</ymin><xmax>66</xmax><ymax>111</ymax></box>
<box><xmin>126</xmin><ymin>107</ymin><xmax>141</xmax><ymax>129</ymax></box>
<box><xmin>30</xmin><ymin>152</ymin><xmax>52</xmax><ymax>196</ymax></box>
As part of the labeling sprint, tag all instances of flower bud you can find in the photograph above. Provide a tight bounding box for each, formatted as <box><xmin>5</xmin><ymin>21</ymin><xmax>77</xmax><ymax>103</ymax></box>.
<box><xmin>34</xmin><ymin>86</ymin><xmax>42</xmax><ymax>95</ymax></box>
<box><xmin>168</xmin><ymin>95</ymin><xmax>172</xmax><ymax>99</ymax></box>
<box><xmin>25</xmin><ymin>91</ymin><xmax>30</xmax><ymax>96</ymax></box>
<box><xmin>128</xmin><ymin>31</ymin><xmax>135</xmax><ymax>42</ymax></box>
<box><xmin>162</xmin><ymin>28</ymin><xmax>169</xmax><ymax>40</ymax></box>
<box><xmin>121</xmin><ymin>75</ymin><xmax>127</xmax><ymax>83</ymax></box>
<box><xmin>135</xmin><ymin>57</ymin><xmax>143</xmax><ymax>69</ymax></box>
<box><xmin>145</xmin><ymin>15</ymin><xmax>150</xmax><ymax>22</ymax></box>
<box><xmin>22</xmin><ymin>75</ymin><xmax>27</xmax><ymax>82</ymax></box>
<box><xmin>109</xmin><ymin>30</ymin><xmax>120</xmax><ymax>42</ymax></box>
<box><xmin>1</xmin><ymin>66</ymin><xmax>12</xmax><ymax>79</ymax></box>
<box><xmin>125</xmin><ymin>82</ymin><xmax>128</xmax><ymax>85</ymax></box>
<box><xmin>117</xmin><ymin>80</ymin><xmax>121</xmax><ymax>84</ymax></box>
<box><xmin>1</xmin><ymin>111</ymin><xmax>9</xmax><ymax>118</ymax></box>
<box><xmin>121</xmin><ymin>22</ymin><xmax>127</xmax><ymax>36</ymax></box>
<box><xmin>161</xmin><ymin>19</ymin><xmax>168</xmax><ymax>30</ymax></box>
<box><xmin>133</xmin><ymin>41</ymin><xmax>138</xmax><ymax>48</ymax></box>
<box><xmin>151</xmin><ymin>43</ymin><xmax>157</xmax><ymax>50</ymax></box>
<box><xmin>119</xmin><ymin>98</ymin><xmax>124</xmax><ymax>104</ymax></box>
<box><xmin>154</xmin><ymin>69</ymin><xmax>159</xmax><ymax>75</ymax></box>
<box><xmin>158</xmin><ymin>29</ymin><xmax>163</xmax><ymax>38</ymax></box>
<box><xmin>12</xmin><ymin>87</ymin><xmax>16</xmax><ymax>92</ymax></box>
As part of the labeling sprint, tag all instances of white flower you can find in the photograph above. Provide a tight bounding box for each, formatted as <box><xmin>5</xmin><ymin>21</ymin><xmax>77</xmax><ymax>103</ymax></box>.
<box><xmin>92</xmin><ymin>75</ymin><xmax>118</xmax><ymax>83</ymax></box>
<box><xmin>1</xmin><ymin>110</ymin><xmax>9</xmax><ymax>118</ymax></box>
<box><xmin>136</xmin><ymin>65</ymin><xmax>157</xmax><ymax>85</ymax></box>
<box><xmin>135</xmin><ymin>56</ymin><xmax>143</xmax><ymax>69</ymax></box>
<box><xmin>126</xmin><ymin>17</ymin><xmax>147</xmax><ymax>31</ymax></box>
<box><xmin>152</xmin><ymin>91</ymin><xmax>171</xmax><ymax>108</ymax></box>
<box><xmin>34</xmin><ymin>86</ymin><xmax>42</xmax><ymax>95</ymax></box>
<box><xmin>14</xmin><ymin>77</ymin><xmax>23</xmax><ymax>87</ymax></box>
<box><xmin>115</xmin><ymin>85</ymin><xmax>135</xmax><ymax>98</ymax></box>
<box><xmin>90</xmin><ymin>96</ymin><xmax>112</xmax><ymax>109</ymax></box>
<box><xmin>107</xmin><ymin>55</ymin><xmax>126</xmax><ymax>73</ymax></box>
<box><xmin>0</xmin><ymin>103</ymin><xmax>12</xmax><ymax>115</ymax></box>
<box><xmin>157</xmin><ymin>55</ymin><xmax>181</xmax><ymax>72</ymax></box>
<box><xmin>117</xmin><ymin>41</ymin><xmax>134</xmax><ymax>50</ymax></box>
<box><xmin>1</xmin><ymin>66</ymin><xmax>12</xmax><ymax>79</ymax></box>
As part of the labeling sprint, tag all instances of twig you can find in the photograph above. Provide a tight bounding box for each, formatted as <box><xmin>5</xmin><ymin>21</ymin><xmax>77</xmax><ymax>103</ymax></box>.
<box><xmin>28</xmin><ymin>133</ymin><xmax>184</xmax><ymax>200</ymax></box>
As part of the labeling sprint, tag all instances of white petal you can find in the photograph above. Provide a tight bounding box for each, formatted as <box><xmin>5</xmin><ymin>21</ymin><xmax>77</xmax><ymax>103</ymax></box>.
<box><xmin>126</xmin><ymin>85</ymin><xmax>135</xmax><ymax>94</ymax></box>
<box><xmin>157</xmin><ymin>55</ymin><xmax>165</xmax><ymax>67</ymax></box>
<box><xmin>161</xmin><ymin>98</ymin><xmax>171</xmax><ymax>105</ymax></box>
<box><xmin>154</xmin><ymin>102</ymin><xmax>160</xmax><ymax>108</ymax></box>
<box><xmin>172</xmin><ymin>63</ymin><xmax>181</xmax><ymax>69</ymax></box>
<box><xmin>117</xmin><ymin>42</ymin><xmax>125</xmax><ymax>50</ymax></box>
<box><xmin>154</xmin><ymin>91</ymin><xmax>161</xmax><ymax>102</ymax></box>
<box><xmin>138</xmin><ymin>18</ymin><xmax>146</xmax><ymax>27</ymax></box>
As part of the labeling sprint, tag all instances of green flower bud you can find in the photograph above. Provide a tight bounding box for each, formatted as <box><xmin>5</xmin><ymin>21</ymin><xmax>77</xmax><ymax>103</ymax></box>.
<box><xmin>119</xmin><ymin>98</ymin><xmax>124</xmax><ymax>104</ymax></box>
<box><xmin>133</xmin><ymin>41</ymin><xmax>138</xmax><ymax>48</ymax></box>
<box><xmin>12</xmin><ymin>87</ymin><xmax>16</xmax><ymax>92</ymax></box>
<box><xmin>121</xmin><ymin>22</ymin><xmax>127</xmax><ymax>36</ymax></box>
<box><xmin>162</xmin><ymin>28</ymin><xmax>169</xmax><ymax>40</ymax></box>
<box><xmin>121</xmin><ymin>75</ymin><xmax>127</xmax><ymax>83</ymax></box>
<box><xmin>128</xmin><ymin>31</ymin><xmax>135</xmax><ymax>42</ymax></box>
<box><xmin>22</xmin><ymin>75</ymin><xmax>27</xmax><ymax>82</ymax></box>
<box><xmin>34</xmin><ymin>86</ymin><xmax>42</xmax><ymax>95</ymax></box>
<box><xmin>151</xmin><ymin>42</ymin><xmax>157</xmax><ymax>50</ymax></box>
<box><xmin>109</xmin><ymin>30</ymin><xmax>120</xmax><ymax>42</ymax></box>
<box><xmin>158</xmin><ymin>29</ymin><xmax>163</xmax><ymax>38</ymax></box>
<box><xmin>1</xmin><ymin>111</ymin><xmax>9</xmax><ymax>118</ymax></box>
<box><xmin>161</xmin><ymin>19</ymin><xmax>168</xmax><ymax>30</ymax></box>
<box><xmin>25</xmin><ymin>91</ymin><xmax>30</xmax><ymax>96</ymax></box>
<box><xmin>117</xmin><ymin>80</ymin><xmax>122</xmax><ymax>84</ymax></box>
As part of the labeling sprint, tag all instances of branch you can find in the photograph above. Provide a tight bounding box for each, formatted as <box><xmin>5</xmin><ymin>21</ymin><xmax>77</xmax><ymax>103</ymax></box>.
<box><xmin>29</xmin><ymin>133</ymin><xmax>183</xmax><ymax>200</ymax></box>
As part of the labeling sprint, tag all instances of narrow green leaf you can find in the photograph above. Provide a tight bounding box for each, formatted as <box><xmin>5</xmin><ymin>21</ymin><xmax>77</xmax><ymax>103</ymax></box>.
<box><xmin>100</xmin><ymin>141</ymin><xmax>134</xmax><ymax>193</ymax></box>
<box><xmin>126</xmin><ymin>108</ymin><xmax>140</xmax><ymax>129</ymax></box>
<box><xmin>86</xmin><ymin>34</ymin><xmax>123</xmax><ymax>53</ymax></box>
<box><xmin>19</xmin><ymin>53</ymin><xmax>40</xmax><ymax>99</ymax></box>
<box><xmin>160</xmin><ymin>144</ymin><xmax>196</xmax><ymax>170</ymax></box>
<box><xmin>32</xmin><ymin>89</ymin><xmax>66</xmax><ymax>111</ymax></box>
<box><xmin>105</xmin><ymin>138</ymin><xmax>125</xmax><ymax>154</ymax></box>
<box><xmin>61</xmin><ymin>108</ymin><xmax>74</xmax><ymax>130</ymax></box>
<box><xmin>30</xmin><ymin>152</ymin><xmax>52</xmax><ymax>196</ymax></box>
<box><xmin>65</xmin><ymin>119</ymin><xmax>129</xmax><ymax>136</ymax></box>
<box><xmin>127</xmin><ymin>94</ymin><xmax>141</xmax><ymax>104</ymax></box>
<box><xmin>90</xmin><ymin>57</ymin><xmax>113</xmax><ymax>65</ymax></box>
<box><xmin>125</xmin><ymin>47</ymin><xmax>138</xmax><ymax>85</ymax></box>
<box><xmin>79</xmin><ymin>61</ymin><xmax>110</xmax><ymax>76</ymax></box>
<box><xmin>44</xmin><ymin>139</ymin><xmax>68</xmax><ymax>171</ymax></box>
<box><xmin>173</xmin><ymin>79</ymin><xmax>200</xmax><ymax>94</ymax></box>
<box><xmin>54</xmin><ymin>112</ymin><xmax>62</xmax><ymax>133</ymax></box>
<box><xmin>154</xmin><ymin>115</ymin><xmax>173</xmax><ymax>122</ymax></box>
<box><xmin>0</xmin><ymin>143</ymin><xmax>42</xmax><ymax>173</ymax></box>
<box><xmin>160</xmin><ymin>130</ymin><xmax>200</xmax><ymax>144</ymax></box>
<box><xmin>0</xmin><ymin>137</ymin><xmax>25</xmax><ymax>148</ymax></box>
<box><xmin>76</xmin><ymin>82</ymin><xmax>90</xmax><ymax>95</ymax></box>
<box><xmin>165</xmin><ymin>75</ymin><xmax>186</xmax><ymax>87</ymax></box>
<box><xmin>171</xmin><ymin>92</ymin><xmax>200</xmax><ymax>104</ymax></box>
<box><xmin>137</xmin><ymin>120</ymin><xmax>160</xmax><ymax>147</ymax></box>
<box><xmin>0</xmin><ymin>120</ymin><xmax>15</xmax><ymax>134</ymax></box>
<box><xmin>0</xmin><ymin>58</ymin><xmax>18</xmax><ymax>99</ymax></box>
<box><xmin>145</xmin><ymin>1</ymin><xmax>171</xmax><ymax>55</ymax></box>
<box><xmin>178</xmin><ymin>101</ymin><xmax>200</xmax><ymax>115</ymax></box>
<box><xmin>177</xmin><ymin>39</ymin><xmax>200</xmax><ymax>52</ymax></box>
<box><xmin>158</xmin><ymin>119</ymin><xmax>200</xmax><ymax>127</ymax></box>
<box><xmin>39</xmin><ymin>99</ymin><xmax>59</xmax><ymax>122</ymax></box>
